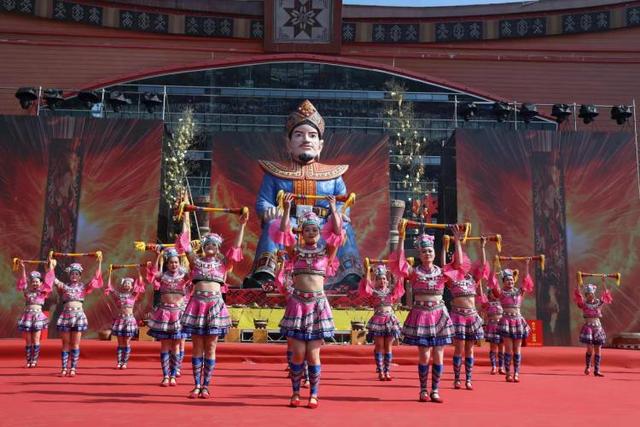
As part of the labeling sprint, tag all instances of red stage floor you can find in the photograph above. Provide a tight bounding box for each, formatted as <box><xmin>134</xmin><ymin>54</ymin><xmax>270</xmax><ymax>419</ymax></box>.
<box><xmin>1</xmin><ymin>339</ymin><xmax>639</xmax><ymax>426</ymax></box>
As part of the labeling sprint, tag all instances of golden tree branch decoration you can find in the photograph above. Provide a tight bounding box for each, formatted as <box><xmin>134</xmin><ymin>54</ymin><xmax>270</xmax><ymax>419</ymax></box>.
<box><xmin>162</xmin><ymin>108</ymin><xmax>196</xmax><ymax>208</ymax></box>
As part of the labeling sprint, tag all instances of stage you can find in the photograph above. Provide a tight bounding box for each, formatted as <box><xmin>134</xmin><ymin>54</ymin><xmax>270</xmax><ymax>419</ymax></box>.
<box><xmin>1</xmin><ymin>340</ymin><xmax>638</xmax><ymax>426</ymax></box>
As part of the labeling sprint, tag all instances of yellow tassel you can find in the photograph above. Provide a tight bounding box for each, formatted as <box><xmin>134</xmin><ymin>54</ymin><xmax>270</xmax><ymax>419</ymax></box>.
<box><xmin>494</xmin><ymin>254</ymin><xmax>501</xmax><ymax>271</ymax></box>
<box><xmin>443</xmin><ymin>235</ymin><xmax>451</xmax><ymax>252</ymax></box>
<box><xmin>134</xmin><ymin>241</ymin><xmax>147</xmax><ymax>252</ymax></box>
<box><xmin>407</xmin><ymin>256</ymin><xmax>415</xmax><ymax>267</ymax></box>
<box><xmin>12</xmin><ymin>257</ymin><xmax>20</xmax><ymax>272</ymax></box>
<box><xmin>615</xmin><ymin>272</ymin><xmax>621</xmax><ymax>286</ymax></box>
<box><xmin>495</xmin><ymin>234</ymin><xmax>502</xmax><ymax>253</ymax></box>
<box><xmin>577</xmin><ymin>271</ymin><xmax>583</xmax><ymax>286</ymax></box>
<box><xmin>513</xmin><ymin>269</ymin><xmax>519</xmax><ymax>283</ymax></box>
<box><xmin>539</xmin><ymin>254</ymin><xmax>545</xmax><ymax>271</ymax></box>
<box><xmin>364</xmin><ymin>257</ymin><xmax>371</xmax><ymax>274</ymax></box>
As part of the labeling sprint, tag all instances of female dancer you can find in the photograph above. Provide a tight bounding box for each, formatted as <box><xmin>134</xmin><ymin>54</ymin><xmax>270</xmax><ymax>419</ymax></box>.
<box><xmin>574</xmin><ymin>282</ymin><xmax>612</xmax><ymax>376</ymax></box>
<box><xmin>147</xmin><ymin>247</ymin><xmax>191</xmax><ymax>386</ymax></box>
<box><xmin>448</xmin><ymin>237</ymin><xmax>487</xmax><ymax>390</ymax></box>
<box><xmin>16</xmin><ymin>262</ymin><xmax>53</xmax><ymax>368</ymax></box>
<box><xmin>53</xmin><ymin>257</ymin><xmax>103</xmax><ymax>377</ymax></box>
<box><xmin>390</xmin><ymin>225</ymin><xmax>466</xmax><ymax>403</ymax></box>
<box><xmin>274</xmin><ymin>193</ymin><xmax>343</xmax><ymax>409</ymax></box>
<box><xmin>490</xmin><ymin>260</ymin><xmax>533</xmax><ymax>383</ymax></box>
<box><xmin>105</xmin><ymin>268</ymin><xmax>146</xmax><ymax>369</ymax></box>
<box><xmin>482</xmin><ymin>287</ymin><xmax>505</xmax><ymax>375</ymax></box>
<box><xmin>358</xmin><ymin>262</ymin><xmax>404</xmax><ymax>381</ymax></box>
<box><xmin>178</xmin><ymin>210</ymin><xmax>247</xmax><ymax>399</ymax></box>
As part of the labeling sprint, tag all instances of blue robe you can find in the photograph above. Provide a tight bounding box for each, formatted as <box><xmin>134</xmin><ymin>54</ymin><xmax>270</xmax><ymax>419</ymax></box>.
<box><xmin>253</xmin><ymin>164</ymin><xmax>362</xmax><ymax>288</ymax></box>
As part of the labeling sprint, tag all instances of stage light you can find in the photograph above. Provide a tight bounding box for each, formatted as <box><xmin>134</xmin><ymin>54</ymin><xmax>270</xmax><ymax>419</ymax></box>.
<box><xmin>519</xmin><ymin>103</ymin><xmax>538</xmax><ymax>123</ymax></box>
<box><xmin>142</xmin><ymin>92</ymin><xmax>163</xmax><ymax>113</ymax></box>
<box><xmin>578</xmin><ymin>104</ymin><xmax>598</xmax><ymax>124</ymax></box>
<box><xmin>15</xmin><ymin>87</ymin><xmax>38</xmax><ymax>109</ymax></box>
<box><xmin>492</xmin><ymin>102</ymin><xmax>511</xmax><ymax>122</ymax></box>
<box><xmin>551</xmin><ymin>104</ymin><xmax>572</xmax><ymax>124</ymax></box>
<box><xmin>43</xmin><ymin>88</ymin><xmax>64</xmax><ymax>110</ymax></box>
<box><xmin>459</xmin><ymin>102</ymin><xmax>478</xmax><ymax>121</ymax></box>
<box><xmin>108</xmin><ymin>91</ymin><xmax>131</xmax><ymax>112</ymax></box>
<box><xmin>78</xmin><ymin>90</ymin><xmax>100</xmax><ymax>108</ymax></box>
<box><xmin>610</xmin><ymin>105</ymin><xmax>633</xmax><ymax>125</ymax></box>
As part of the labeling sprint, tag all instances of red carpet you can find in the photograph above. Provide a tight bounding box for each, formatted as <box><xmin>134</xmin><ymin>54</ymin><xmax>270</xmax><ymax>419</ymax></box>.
<box><xmin>1</xmin><ymin>339</ymin><xmax>639</xmax><ymax>426</ymax></box>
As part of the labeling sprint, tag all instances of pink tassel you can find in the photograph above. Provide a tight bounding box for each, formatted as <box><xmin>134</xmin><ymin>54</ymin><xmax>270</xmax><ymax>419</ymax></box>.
<box><xmin>358</xmin><ymin>277</ymin><xmax>373</xmax><ymax>297</ymax></box>
<box><xmin>477</xmin><ymin>294</ymin><xmax>488</xmax><ymax>305</ymax></box>
<box><xmin>133</xmin><ymin>278</ymin><xmax>146</xmax><ymax>295</ymax></box>
<box><xmin>16</xmin><ymin>275</ymin><xmax>27</xmax><ymax>291</ymax></box>
<box><xmin>146</xmin><ymin>265</ymin><xmax>160</xmax><ymax>290</ymax></box>
<box><xmin>601</xmin><ymin>289</ymin><xmax>613</xmax><ymax>304</ymax></box>
<box><xmin>443</xmin><ymin>264</ymin><xmax>466</xmax><ymax>282</ymax></box>
<box><xmin>225</xmin><ymin>247</ymin><xmax>244</xmax><ymax>263</ymax></box>
<box><xmin>388</xmin><ymin>248</ymin><xmax>410</xmax><ymax>278</ymax></box>
<box><xmin>573</xmin><ymin>287</ymin><xmax>585</xmax><ymax>308</ymax></box>
<box><xmin>488</xmin><ymin>273</ymin><xmax>499</xmax><ymax>291</ymax></box>
<box><xmin>391</xmin><ymin>276</ymin><xmax>405</xmax><ymax>302</ymax></box>
<box><xmin>522</xmin><ymin>274</ymin><xmax>534</xmax><ymax>294</ymax></box>
<box><xmin>104</xmin><ymin>274</ymin><xmax>114</xmax><ymax>296</ymax></box>
<box><xmin>85</xmin><ymin>269</ymin><xmax>103</xmax><ymax>295</ymax></box>
<box><xmin>175</xmin><ymin>231</ymin><xmax>192</xmax><ymax>254</ymax></box>
<box><xmin>321</xmin><ymin>221</ymin><xmax>345</xmax><ymax>247</ymax></box>
<box><xmin>472</xmin><ymin>261</ymin><xmax>490</xmax><ymax>282</ymax></box>
<box><xmin>43</xmin><ymin>269</ymin><xmax>55</xmax><ymax>293</ymax></box>
<box><xmin>268</xmin><ymin>219</ymin><xmax>296</xmax><ymax>246</ymax></box>
<box><xmin>326</xmin><ymin>256</ymin><xmax>340</xmax><ymax>278</ymax></box>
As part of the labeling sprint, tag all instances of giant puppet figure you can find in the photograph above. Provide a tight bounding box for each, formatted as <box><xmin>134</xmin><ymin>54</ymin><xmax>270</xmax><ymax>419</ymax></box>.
<box><xmin>245</xmin><ymin>100</ymin><xmax>362</xmax><ymax>290</ymax></box>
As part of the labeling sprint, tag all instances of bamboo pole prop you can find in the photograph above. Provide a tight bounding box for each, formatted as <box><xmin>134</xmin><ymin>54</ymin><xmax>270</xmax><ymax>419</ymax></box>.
<box><xmin>494</xmin><ymin>254</ymin><xmax>545</xmax><ymax>271</ymax></box>
<box><xmin>576</xmin><ymin>271</ymin><xmax>621</xmax><ymax>286</ymax></box>
<box><xmin>399</xmin><ymin>218</ymin><xmax>472</xmax><ymax>243</ymax></box>
<box><xmin>364</xmin><ymin>256</ymin><xmax>414</xmax><ymax>272</ymax></box>
<box><xmin>276</xmin><ymin>190</ymin><xmax>356</xmax><ymax>215</ymax></box>
<box><xmin>11</xmin><ymin>257</ymin><xmax>48</xmax><ymax>272</ymax></box>
<box><xmin>133</xmin><ymin>241</ymin><xmax>201</xmax><ymax>252</ymax></box>
<box><xmin>177</xmin><ymin>201</ymin><xmax>249</xmax><ymax>221</ymax></box>
<box><xmin>49</xmin><ymin>250</ymin><xmax>103</xmax><ymax>261</ymax></box>
<box><xmin>443</xmin><ymin>234</ymin><xmax>502</xmax><ymax>252</ymax></box>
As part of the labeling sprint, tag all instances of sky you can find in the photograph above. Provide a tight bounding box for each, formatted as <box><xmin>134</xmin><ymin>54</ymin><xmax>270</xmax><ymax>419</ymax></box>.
<box><xmin>344</xmin><ymin>0</ymin><xmax>528</xmax><ymax>6</ymax></box>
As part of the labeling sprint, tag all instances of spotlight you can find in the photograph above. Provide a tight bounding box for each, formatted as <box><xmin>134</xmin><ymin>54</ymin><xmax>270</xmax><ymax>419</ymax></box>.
<box><xmin>459</xmin><ymin>102</ymin><xmax>478</xmax><ymax>121</ymax></box>
<box><xmin>108</xmin><ymin>91</ymin><xmax>131</xmax><ymax>112</ymax></box>
<box><xmin>78</xmin><ymin>90</ymin><xmax>100</xmax><ymax>108</ymax></box>
<box><xmin>610</xmin><ymin>105</ymin><xmax>633</xmax><ymax>125</ymax></box>
<box><xmin>43</xmin><ymin>88</ymin><xmax>64</xmax><ymax>110</ymax></box>
<box><xmin>142</xmin><ymin>92</ymin><xmax>163</xmax><ymax>113</ymax></box>
<box><xmin>551</xmin><ymin>104</ymin><xmax>572</xmax><ymax>124</ymax></box>
<box><xmin>519</xmin><ymin>103</ymin><xmax>538</xmax><ymax>123</ymax></box>
<box><xmin>492</xmin><ymin>102</ymin><xmax>511</xmax><ymax>122</ymax></box>
<box><xmin>578</xmin><ymin>104</ymin><xmax>598</xmax><ymax>124</ymax></box>
<box><xmin>15</xmin><ymin>87</ymin><xmax>38</xmax><ymax>109</ymax></box>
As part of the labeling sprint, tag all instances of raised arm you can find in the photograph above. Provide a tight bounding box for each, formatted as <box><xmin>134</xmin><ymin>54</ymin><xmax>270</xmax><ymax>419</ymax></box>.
<box><xmin>16</xmin><ymin>261</ymin><xmax>27</xmax><ymax>291</ymax></box>
<box><xmin>573</xmin><ymin>284</ymin><xmax>585</xmax><ymax>309</ymax></box>
<box><xmin>85</xmin><ymin>256</ymin><xmax>103</xmax><ymax>294</ymax></box>
<box><xmin>179</xmin><ymin>210</ymin><xmax>197</xmax><ymax>265</ymax></box>
<box><xmin>224</xmin><ymin>211</ymin><xmax>248</xmax><ymax>270</ymax></box>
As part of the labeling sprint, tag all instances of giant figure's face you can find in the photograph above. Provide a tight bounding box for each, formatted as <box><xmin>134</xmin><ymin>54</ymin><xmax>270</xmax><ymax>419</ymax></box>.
<box><xmin>287</xmin><ymin>123</ymin><xmax>323</xmax><ymax>164</ymax></box>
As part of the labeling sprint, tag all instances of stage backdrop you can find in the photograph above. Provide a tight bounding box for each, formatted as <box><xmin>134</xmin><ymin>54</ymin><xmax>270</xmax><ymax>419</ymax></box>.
<box><xmin>456</xmin><ymin>129</ymin><xmax>640</xmax><ymax>345</ymax></box>
<box><xmin>210</xmin><ymin>132</ymin><xmax>390</xmax><ymax>289</ymax></box>
<box><xmin>0</xmin><ymin>116</ymin><xmax>163</xmax><ymax>338</ymax></box>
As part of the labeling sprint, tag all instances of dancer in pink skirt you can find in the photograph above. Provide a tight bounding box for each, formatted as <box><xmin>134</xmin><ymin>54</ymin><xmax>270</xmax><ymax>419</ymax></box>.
<box><xmin>177</xmin><ymin>210</ymin><xmax>247</xmax><ymax>399</ymax></box>
<box><xmin>52</xmin><ymin>257</ymin><xmax>103</xmax><ymax>377</ymax></box>
<box><xmin>358</xmin><ymin>262</ymin><xmax>404</xmax><ymax>381</ymax></box>
<box><xmin>482</xmin><ymin>287</ymin><xmax>505</xmax><ymax>375</ymax></box>
<box><xmin>147</xmin><ymin>248</ymin><xmax>191</xmax><ymax>386</ymax></box>
<box><xmin>390</xmin><ymin>224</ymin><xmax>466</xmax><ymax>403</ymax></box>
<box><xmin>274</xmin><ymin>193</ymin><xmax>343</xmax><ymax>409</ymax></box>
<box><xmin>105</xmin><ymin>268</ymin><xmax>146</xmax><ymax>369</ymax></box>
<box><xmin>16</xmin><ymin>261</ymin><xmax>54</xmax><ymax>368</ymax></box>
<box><xmin>447</xmin><ymin>236</ymin><xmax>488</xmax><ymax>391</ymax></box>
<box><xmin>574</xmin><ymin>282</ymin><xmax>613</xmax><ymax>376</ymax></box>
<box><xmin>489</xmin><ymin>260</ymin><xmax>534</xmax><ymax>383</ymax></box>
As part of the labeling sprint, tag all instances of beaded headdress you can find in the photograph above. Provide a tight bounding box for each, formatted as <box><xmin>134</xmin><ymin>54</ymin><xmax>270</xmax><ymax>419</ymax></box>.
<box><xmin>286</xmin><ymin>100</ymin><xmax>325</xmax><ymax>138</ymax></box>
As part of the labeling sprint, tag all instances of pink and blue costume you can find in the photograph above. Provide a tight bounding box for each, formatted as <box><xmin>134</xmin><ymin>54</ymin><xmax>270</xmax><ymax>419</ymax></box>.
<box><xmin>574</xmin><ymin>284</ymin><xmax>613</xmax><ymax>375</ymax></box>
<box><xmin>146</xmin><ymin>267</ymin><xmax>191</xmax><ymax>340</ymax></box>
<box><xmin>17</xmin><ymin>271</ymin><xmax>53</xmax><ymax>333</ymax></box>
<box><xmin>106</xmin><ymin>279</ymin><xmax>146</xmax><ymax>338</ymax></box>
<box><xmin>17</xmin><ymin>270</ymin><xmax>54</xmax><ymax>367</ymax></box>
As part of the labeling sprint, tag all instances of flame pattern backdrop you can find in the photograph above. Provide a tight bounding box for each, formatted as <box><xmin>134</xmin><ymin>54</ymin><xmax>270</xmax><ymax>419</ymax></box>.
<box><xmin>0</xmin><ymin>116</ymin><xmax>163</xmax><ymax>338</ymax></box>
<box><xmin>456</xmin><ymin>129</ymin><xmax>640</xmax><ymax>345</ymax></box>
<box><xmin>210</xmin><ymin>132</ymin><xmax>390</xmax><ymax>286</ymax></box>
